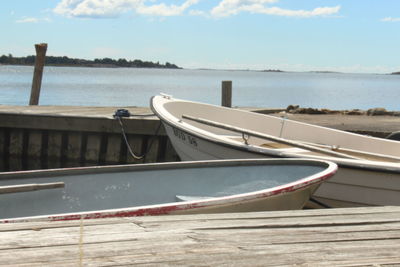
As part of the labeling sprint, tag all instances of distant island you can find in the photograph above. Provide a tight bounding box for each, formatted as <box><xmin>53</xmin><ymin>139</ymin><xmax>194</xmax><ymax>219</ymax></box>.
<box><xmin>261</xmin><ymin>69</ymin><xmax>284</xmax><ymax>72</ymax></box>
<box><xmin>0</xmin><ymin>54</ymin><xmax>181</xmax><ymax>69</ymax></box>
<box><xmin>392</xmin><ymin>72</ymin><xmax>400</xmax><ymax>75</ymax></box>
<box><xmin>310</xmin><ymin>71</ymin><xmax>342</xmax><ymax>74</ymax></box>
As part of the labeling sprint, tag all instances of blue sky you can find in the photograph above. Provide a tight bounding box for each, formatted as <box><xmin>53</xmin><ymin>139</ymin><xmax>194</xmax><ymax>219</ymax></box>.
<box><xmin>1</xmin><ymin>0</ymin><xmax>400</xmax><ymax>73</ymax></box>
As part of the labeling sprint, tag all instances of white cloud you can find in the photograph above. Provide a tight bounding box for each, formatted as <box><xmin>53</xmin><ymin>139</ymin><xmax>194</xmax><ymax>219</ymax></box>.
<box><xmin>16</xmin><ymin>17</ymin><xmax>39</xmax><ymax>23</ymax></box>
<box><xmin>53</xmin><ymin>0</ymin><xmax>340</xmax><ymax>19</ymax></box>
<box><xmin>136</xmin><ymin>0</ymin><xmax>198</xmax><ymax>16</ymax></box>
<box><xmin>211</xmin><ymin>0</ymin><xmax>276</xmax><ymax>17</ymax></box>
<box><xmin>189</xmin><ymin>9</ymin><xmax>206</xmax><ymax>16</ymax></box>
<box><xmin>211</xmin><ymin>0</ymin><xmax>340</xmax><ymax>18</ymax></box>
<box><xmin>53</xmin><ymin>0</ymin><xmax>136</xmax><ymax>18</ymax></box>
<box><xmin>54</xmin><ymin>0</ymin><xmax>199</xmax><ymax>18</ymax></box>
<box><xmin>15</xmin><ymin>17</ymin><xmax>51</xmax><ymax>23</ymax></box>
<box><xmin>382</xmin><ymin>17</ymin><xmax>400</xmax><ymax>22</ymax></box>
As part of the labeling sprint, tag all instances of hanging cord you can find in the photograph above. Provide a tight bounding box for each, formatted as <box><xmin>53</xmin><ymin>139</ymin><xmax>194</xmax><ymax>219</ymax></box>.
<box><xmin>114</xmin><ymin>109</ymin><xmax>162</xmax><ymax>160</ymax></box>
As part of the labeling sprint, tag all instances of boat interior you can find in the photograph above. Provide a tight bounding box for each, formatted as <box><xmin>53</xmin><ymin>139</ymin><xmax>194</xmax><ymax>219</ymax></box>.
<box><xmin>162</xmin><ymin>100</ymin><xmax>400</xmax><ymax>164</ymax></box>
<box><xmin>229</xmin><ymin>134</ymin><xmax>400</xmax><ymax>163</ymax></box>
<box><xmin>0</xmin><ymin>163</ymin><xmax>327</xmax><ymax>220</ymax></box>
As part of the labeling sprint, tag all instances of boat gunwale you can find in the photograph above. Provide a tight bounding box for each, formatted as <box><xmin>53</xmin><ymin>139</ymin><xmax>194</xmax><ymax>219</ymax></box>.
<box><xmin>0</xmin><ymin>158</ymin><xmax>332</xmax><ymax>180</ymax></box>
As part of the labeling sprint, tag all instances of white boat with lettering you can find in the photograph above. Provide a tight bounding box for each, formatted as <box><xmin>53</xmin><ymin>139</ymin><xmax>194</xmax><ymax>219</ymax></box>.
<box><xmin>151</xmin><ymin>94</ymin><xmax>400</xmax><ymax>208</ymax></box>
<box><xmin>0</xmin><ymin>159</ymin><xmax>336</xmax><ymax>223</ymax></box>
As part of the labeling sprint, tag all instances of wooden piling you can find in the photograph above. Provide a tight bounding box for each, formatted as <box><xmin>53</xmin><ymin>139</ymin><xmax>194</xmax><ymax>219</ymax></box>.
<box><xmin>29</xmin><ymin>43</ymin><xmax>47</xmax><ymax>106</ymax></box>
<box><xmin>221</xmin><ymin>80</ymin><xmax>232</xmax><ymax>107</ymax></box>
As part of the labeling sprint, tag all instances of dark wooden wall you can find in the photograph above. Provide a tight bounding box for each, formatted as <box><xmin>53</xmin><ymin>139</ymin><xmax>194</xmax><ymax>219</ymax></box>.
<box><xmin>0</xmin><ymin>113</ymin><xmax>179</xmax><ymax>172</ymax></box>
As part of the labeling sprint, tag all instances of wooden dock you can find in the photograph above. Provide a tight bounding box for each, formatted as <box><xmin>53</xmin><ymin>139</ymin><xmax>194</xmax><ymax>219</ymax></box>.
<box><xmin>0</xmin><ymin>106</ymin><xmax>179</xmax><ymax>172</ymax></box>
<box><xmin>1</xmin><ymin>105</ymin><xmax>399</xmax><ymax>172</ymax></box>
<box><xmin>1</xmin><ymin>206</ymin><xmax>400</xmax><ymax>266</ymax></box>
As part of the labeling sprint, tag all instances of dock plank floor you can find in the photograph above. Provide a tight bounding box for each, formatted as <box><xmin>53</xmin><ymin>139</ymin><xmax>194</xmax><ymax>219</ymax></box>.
<box><xmin>0</xmin><ymin>206</ymin><xmax>400</xmax><ymax>266</ymax></box>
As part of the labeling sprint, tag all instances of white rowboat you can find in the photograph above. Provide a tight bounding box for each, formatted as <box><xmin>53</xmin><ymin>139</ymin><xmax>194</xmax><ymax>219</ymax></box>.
<box><xmin>151</xmin><ymin>94</ymin><xmax>400</xmax><ymax>208</ymax></box>
<box><xmin>0</xmin><ymin>159</ymin><xmax>336</xmax><ymax>223</ymax></box>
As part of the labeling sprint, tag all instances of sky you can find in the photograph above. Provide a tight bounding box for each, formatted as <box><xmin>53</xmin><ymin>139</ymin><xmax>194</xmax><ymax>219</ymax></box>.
<box><xmin>1</xmin><ymin>0</ymin><xmax>400</xmax><ymax>73</ymax></box>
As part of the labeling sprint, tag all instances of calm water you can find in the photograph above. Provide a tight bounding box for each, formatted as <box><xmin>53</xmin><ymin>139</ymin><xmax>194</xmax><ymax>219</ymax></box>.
<box><xmin>1</xmin><ymin>65</ymin><xmax>399</xmax><ymax>110</ymax></box>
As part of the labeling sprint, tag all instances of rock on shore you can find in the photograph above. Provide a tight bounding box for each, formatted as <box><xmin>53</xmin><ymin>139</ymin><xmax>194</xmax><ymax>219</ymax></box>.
<box><xmin>286</xmin><ymin>105</ymin><xmax>400</xmax><ymax>116</ymax></box>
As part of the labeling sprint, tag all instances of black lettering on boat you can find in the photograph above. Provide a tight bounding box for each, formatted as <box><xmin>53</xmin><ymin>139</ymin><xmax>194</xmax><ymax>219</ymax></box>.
<box><xmin>188</xmin><ymin>135</ymin><xmax>198</xmax><ymax>146</ymax></box>
<box><xmin>172</xmin><ymin>127</ymin><xmax>198</xmax><ymax>147</ymax></box>
<box><xmin>173</xmin><ymin>127</ymin><xmax>186</xmax><ymax>141</ymax></box>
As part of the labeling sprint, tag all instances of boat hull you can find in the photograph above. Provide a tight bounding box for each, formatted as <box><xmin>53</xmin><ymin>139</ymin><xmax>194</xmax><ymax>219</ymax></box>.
<box><xmin>164</xmin><ymin>122</ymin><xmax>400</xmax><ymax>207</ymax></box>
<box><xmin>171</xmin><ymin>184</ymin><xmax>320</xmax><ymax>215</ymax></box>
<box><xmin>0</xmin><ymin>159</ymin><xmax>336</xmax><ymax>223</ymax></box>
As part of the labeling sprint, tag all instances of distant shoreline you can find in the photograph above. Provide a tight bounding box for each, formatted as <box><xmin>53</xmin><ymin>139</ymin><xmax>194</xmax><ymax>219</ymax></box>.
<box><xmin>1</xmin><ymin>54</ymin><xmax>400</xmax><ymax>74</ymax></box>
<box><xmin>0</xmin><ymin>63</ymin><xmax>180</xmax><ymax>69</ymax></box>
<box><xmin>0</xmin><ymin>54</ymin><xmax>181</xmax><ymax>69</ymax></box>
<box><xmin>2</xmin><ymin>63</ymin><xmax>400</xmax><ymax>75</ymax></box>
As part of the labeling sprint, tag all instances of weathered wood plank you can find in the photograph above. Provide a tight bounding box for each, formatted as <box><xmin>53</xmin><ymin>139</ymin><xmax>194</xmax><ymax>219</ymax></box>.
<box><xmin>65</xmin><ymin>132</ymin><xmax>82</xmax><ymax>162</ymax></box>
<box><xmin>27</xmin><ymin>130</ymin><xmax>42</xmax><ymax>159</ymax></box>
<box><xmin>47</xmin><ymin>131</ymin><xmax>62</xmax><ymax>158</ymax></box>
<box><xmin>8</xmin><ymin>129</ymin><xmax>24</xmax><ymax>157</ymax></box>
<box><xmin>0</xmin><ymin>207</ymin><xmax>399</xmax><ymax>266</ymax></box>
<box><xmin>1</xmin><ymin>206</ymin><xmax>399</xmax><ymax>232</ymax></box>
<box><xmin>2</xmin><ymin>218</ymin><xmax>399</xmax><ymax>245</ymax></box>
<box><xmin>0</xmin><ymin>235</ymin><xmax>399</xmax><ymax>266</ymax></box>
<box><xmin>0</xmin><ymin>129</ymin><xmax>5</xmax><ymax>171</ymax></box>
<box><xmin>0</xmin><ymin>129</ymin><xmax>5</xmax><ymax>156</ymax></box>
<box><xmin>1</xmin><ymin>220</ymin><xmax>399</xmax><ymax>251</ymax></box>
<box><xmin>104</xmin><ymin>134</ymin><xmax>121</xmax><ymax>164</ymax></box>
<box><xmin>47</xmin><ymin>131</ymin><xmax>62</xmax><ymax>169</ymax></box>
<box><xmin>0</xmin><ymin>113</ymin><xmax>164</xmax><ymax>135</ymax></box>
<box><xmin>85</xmin><ymin>133</ymin><xmax>101</xmax><ymax>163</ymax></box>
<box><xmin>9</xmin><ymin>156</ymin><xmax>23</xmax><ymax>171</ymax></box>
<box><xmin>143</xmin><ymin>136</ymin><xmax>160</xmax><ymax>163</ymax></box>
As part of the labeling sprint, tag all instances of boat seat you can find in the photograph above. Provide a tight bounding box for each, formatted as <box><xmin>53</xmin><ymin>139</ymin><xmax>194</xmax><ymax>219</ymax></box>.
<box><xmin>261</xmin><ymin>142</ymin><xmax>292</xmax><ymax>149</ymax></box>
<box><xmin>261</xmin><ymin>142</ymin><xmax>309</xmax><ymax>153</ymax></box>
<box><xmin>219</xmin><ymin>135</ymin><xmax>243</xmax><ymax>139</ymax></box>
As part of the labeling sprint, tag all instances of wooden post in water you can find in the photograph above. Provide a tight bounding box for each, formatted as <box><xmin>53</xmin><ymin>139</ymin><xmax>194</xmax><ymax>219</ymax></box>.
<box><xmin>29</xmin><ymin>43</ymin><xmax>47</xmax><ymax>105</ymax></box>
<box><xmin>221</xmin><ymin>80</ymin><xmax>232</xmax><ymax>107</ymax></box>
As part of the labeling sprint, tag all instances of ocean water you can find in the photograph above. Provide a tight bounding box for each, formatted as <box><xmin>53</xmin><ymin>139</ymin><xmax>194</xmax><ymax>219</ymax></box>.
<box><xmin>1</xmin><ymin>65</ymin><xmax>399</xmax><ymax>110</ymax></box>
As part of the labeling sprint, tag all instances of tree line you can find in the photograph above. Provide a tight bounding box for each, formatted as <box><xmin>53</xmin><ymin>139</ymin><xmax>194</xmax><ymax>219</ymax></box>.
<box><xmin>0</xmin><ymin>54</ymin><xmax>181</xmax><ymax>69</ymax></box>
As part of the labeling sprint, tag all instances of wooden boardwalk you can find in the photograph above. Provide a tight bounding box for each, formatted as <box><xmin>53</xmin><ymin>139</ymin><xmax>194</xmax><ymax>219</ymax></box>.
<box><xmin>1</xmin><ymin>206</ymin><xmax>400</xmax><ymax>266</ymax></box>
